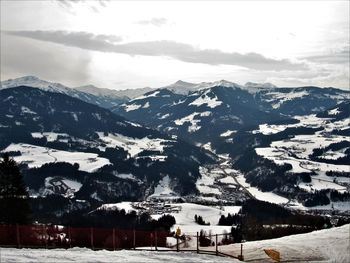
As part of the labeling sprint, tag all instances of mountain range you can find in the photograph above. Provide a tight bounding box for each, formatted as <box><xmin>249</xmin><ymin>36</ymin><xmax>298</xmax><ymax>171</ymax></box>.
<box><xmin>0</xmin><ymin>76</ymin><xmax>349</xmax><ymax>214</ymax></box>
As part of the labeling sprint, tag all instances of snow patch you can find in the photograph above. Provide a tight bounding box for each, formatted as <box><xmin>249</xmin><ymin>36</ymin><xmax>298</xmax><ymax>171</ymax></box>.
<box><xmin>2</xmin><ymin>143</ymin><xmax>110</xmax><ymax>173</ymax></box>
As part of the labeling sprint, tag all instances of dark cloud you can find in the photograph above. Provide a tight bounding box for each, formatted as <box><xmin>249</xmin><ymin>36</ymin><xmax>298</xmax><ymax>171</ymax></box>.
<box><xmin>136</xmin><ymin>18</ymin><xmax>168</xmax><ymax>27</ymax></box>
<box><xmin>5</xmin><ymin>30</ymin><xmax>306</xmax><ymax>71</ymax></box>
<box><xmin>302</xmin><ymin>49</ymin><xmax>350</xmax><ymax>64</ymax></box>
<box><xmin>1</xmin><ymin>33</ymin><xmax>91</xmax><ymax>85</ymax></box>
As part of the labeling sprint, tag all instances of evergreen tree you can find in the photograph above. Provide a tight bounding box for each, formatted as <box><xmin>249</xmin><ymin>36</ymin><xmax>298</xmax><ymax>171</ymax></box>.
<box><xmin>0</xmin><ymin>153</ymin><xmax>31</xmax><ymax>224</ymax></box>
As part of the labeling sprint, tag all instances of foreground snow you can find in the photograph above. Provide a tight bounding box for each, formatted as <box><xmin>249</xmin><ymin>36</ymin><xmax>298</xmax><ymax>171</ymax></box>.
<box><xmin>204</xmin><ymin>224</ymin><xmax>350</xmax><ymax>263</ymax></box>
<box><xmin>1</xmin><ymin>224</ymin><xmax>348</xmax><ymax>262</ymax></box>
<box><xmin>0</xmin><ymin>248</ymin><xmax>237</xmax><ymax>263</ymax></box>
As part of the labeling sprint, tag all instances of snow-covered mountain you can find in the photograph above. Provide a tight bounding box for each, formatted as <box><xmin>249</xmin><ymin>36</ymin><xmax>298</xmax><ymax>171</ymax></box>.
<box><xmin>115</xmin><ymin>80</ymin><xmax>349</xmax><ymax>143</ymax></box>
<box><xmin>1</xmin><ymin>76</ymin><xmax>127</xmax><ymax>108</ymax></box>
<box><xmin>75</xmin><ymin>84</ymin><xmax>153</xmax><ymax>100</ymax></box>
<box><xmin>0</xmin><ymin>86</ymin><xmax>216</xmax><ymax>202</ymax></box>
<box><xmin>113</xmin><ymin>80</ymin><xmax>350</xmax><ymax>208</ymax></box>
<box><xmin>160</xmin><ymin>80</ymin><xmax>197</xmax><ymax>95</ymax></box>
<box><xmin>1</xmin><ymin>77</ymin><xmax>349</xmax><ymax>211</ymax></box>
<box><xmin>114</xmin><ymin>81</ymin><xmax>289</xmax><ymax>144</ymax></box>
<box><xmin>74</xmin><ymin>84</ymin><xmax>129</xmax><ymax>99</ymax></box>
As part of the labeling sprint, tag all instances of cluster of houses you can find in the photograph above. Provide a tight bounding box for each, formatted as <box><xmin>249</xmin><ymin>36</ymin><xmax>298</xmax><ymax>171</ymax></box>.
<box><xmin>132</xmin><ymin>201</ymin><xmax>182</xmax><ymax>215</ymax></box>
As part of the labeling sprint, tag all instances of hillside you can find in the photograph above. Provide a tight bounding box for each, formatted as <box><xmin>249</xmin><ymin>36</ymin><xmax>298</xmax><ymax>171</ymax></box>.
<box><xmin>0</xmin><ymin>86</ymin><xmax>215</xmax><ymax>208</ymax></box>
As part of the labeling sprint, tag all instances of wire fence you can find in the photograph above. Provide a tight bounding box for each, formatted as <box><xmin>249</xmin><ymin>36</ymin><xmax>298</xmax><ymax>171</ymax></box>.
<box><xmin>0</xmin><ymin>224</ymin><xmax>242</xmax><ymax>260</ymax></box>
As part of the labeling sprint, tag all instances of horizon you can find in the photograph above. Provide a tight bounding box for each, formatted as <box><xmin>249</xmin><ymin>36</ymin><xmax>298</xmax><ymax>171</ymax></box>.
<box><xmin>1</xmin><ymin>1</ymin><xmax>349</xmax><ymax>90</ymax></box>
<box><xmin>1</xmin><ymin>74</ymin><xmax>349</xmax><ymax>92</ymax></box>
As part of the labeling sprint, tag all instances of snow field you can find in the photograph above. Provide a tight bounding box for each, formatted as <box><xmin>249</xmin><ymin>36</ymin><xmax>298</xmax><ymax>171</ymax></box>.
<box><xmin>189</xmin><ymin>90</ymin><xmax>223</xmax><ymax>109</ymax></box>
<box><xmin>148</xmin><ymin>175</ymin><xmax>179</xmax><ymax>200</ymax></box>
<box><xmin>235</xmin><ymin>174</ymin><xmax>289</xmax><ymax>204</ymax></box>
<box><xmin>31</xmin><ymin>132</ymin><xmax>69</xmax><ymax>142</ymax></box>
<box><xmin>2</xmin><ymin>143</ymin><xmax>110</xmax><ymax>172</ymax></box>
<box><xmin>97</xmin><ymin>132</ymin><xmax>172</xmax><ymax>159</ymax></box>
<box><xmin>196</xmin><ymin>166</ymin><xmax>223</xmax><ymax>196</ymax></box>
<box><xmin>173</xmin><ymin>111</ymin><xmax>211</xmax><ymax>133</ymax></box>
<box><xmin>216</xmin><ymin>224</ymin><xmax>350</xmax><ymax>263</ymax></box>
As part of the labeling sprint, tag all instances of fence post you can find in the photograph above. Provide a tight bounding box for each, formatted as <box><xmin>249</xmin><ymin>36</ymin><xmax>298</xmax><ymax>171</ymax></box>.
<box><xmin>90</xmin><ymin>227</ymin><xmax>94</xmax><ymax>250</ymax></box>
<box><xmin>68</xmin><ymin>226</ymin><xmax>71</xmax><ymax>248</ymax></box>
<box><xmin>196</xmin><ymin>232</ymin><xmax>199</xmax><ymax>254</ymax></box>
<box><xmin>237</xmin><ymin>243</ymin><xmax>244</xmax><ymax>261</ymax></box>
<box><xmin>16</xmin><ymin>224</ymin><xmax>21</xmax><ymax>248</ymax></box>
<box><xmin>133</xmin><ymin>229</ymin><xmax>136</xmax><ymax>250</ymax></box>
<box><xmin>176</xmin><ymin>235</ymin><xmax>179</xmax><ymax>252</ymax></box>
<box><xmin>215</xmin><ymin>234</ymin><xmax>218</xmax><ymax>256</ymax></box>
<box><xmin>116</xmin><ymin>229</ymin><xmax>118</xmax><ymax>249</ymax></box>
<box><xmin>155</xmin><ymin>232</ymin><xmax>158</xmax><ymax>251</ymax></box>
<box><xmin>43</xmin><ymin>224</ymin><xmax>47</xmax><ymax>249</ymax></box>
<box><xmin>112</xmin><ymin>228</ymin><xmax>116</xmax><ymax>251</ymax></box>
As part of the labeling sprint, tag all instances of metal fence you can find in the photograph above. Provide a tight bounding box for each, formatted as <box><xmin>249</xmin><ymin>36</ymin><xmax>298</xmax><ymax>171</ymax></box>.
<box><xmin>0</xmin><ymin>224</ymin><xmax>242</xmax><ymax>260</ymax></box>
<box><xmin>173</xmin><ymin>231</ymin><xmax>241</xmax><ymax>260</ymax></box>
<box><xmin>0</xmin><ymin>224</ymin><xmax>167</xmax><ymax>250</ymax></box>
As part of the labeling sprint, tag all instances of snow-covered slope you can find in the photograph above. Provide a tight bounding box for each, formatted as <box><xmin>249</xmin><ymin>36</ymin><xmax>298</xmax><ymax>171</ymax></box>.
<box><xmin>216</xmin><ymin>224</ymin><xmax>350</xmax><ymax>262</ymax></box>
<box><xmin>0</xmin><ymin>247</ymin><xmax>238</xmax><ymax>263</ymax></box>
<box><xmin>2</xmin><ymin>224</ymin><xmax>348</xmax><ymax>262</ymax></box>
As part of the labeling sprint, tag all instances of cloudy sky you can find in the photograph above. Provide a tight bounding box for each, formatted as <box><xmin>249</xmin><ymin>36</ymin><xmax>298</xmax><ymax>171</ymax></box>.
<box><xmin>1</xmin><ymin>0</ymin><xmax>349</xmax><ymax>90</ymax></box>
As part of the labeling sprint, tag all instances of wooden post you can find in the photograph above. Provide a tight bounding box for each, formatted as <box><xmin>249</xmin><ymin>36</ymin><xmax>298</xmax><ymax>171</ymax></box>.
<box><xmin>68</xmin><ymin>226</ymin><xmax>72</xmax><ymax>248</ymax></box>
<box><xmin>215</xmin><ymin>234</ymin><xmax>218</xmax><ymax>256</ymax></box>
<box><xmin>155</xmin><ymin>232</ymin><xmax>158</xmax><ymax>251</ymax></box>
<box><xmin>176</xmin><ymin>235</ymin><xmax>179</xmax><ymax>252</ymax></box>
<box><xmin>133</xmin><ymin>229</ymin><xmax>136</xmax><ymax>250</ymax></box>
<box><xmin>237</xmin><ymin>243</ymin><xmax>244</xmax><ymax>261</ymax></box>
<box><xmin>16</xmin><ymin>224</ymin><xmax>21</xmax><ymax>248</ymax></box>
<box><xmin>90</xmin><ymin>227</ymin><xmax>94</xmax><ymax>250</ymax></box>
<box><xmin>196</xmin><ymin>232</ymin><xmax>199</xmax><ymax>254</ymax></box>
<box><xmin>112</xmin><ymin>228</ymin><xmax>116</xmax><ymax>251</ymax></box>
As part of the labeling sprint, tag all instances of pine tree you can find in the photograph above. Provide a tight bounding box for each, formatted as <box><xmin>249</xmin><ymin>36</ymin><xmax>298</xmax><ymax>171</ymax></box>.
<box><xmin>0</xmin><ymin>153</ymin><xmax>31</xmax><ymax>224</ymax></box>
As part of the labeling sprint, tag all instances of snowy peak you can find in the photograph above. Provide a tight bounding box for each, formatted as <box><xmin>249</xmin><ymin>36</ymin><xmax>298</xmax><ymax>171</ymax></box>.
<box><xmin>211</xmin><ymin>79</ymin><xmax>241</xmax><ymax>88</ymax></box>
<box><xmin>0</xmin><ymin>75</ymin><xmax>71</xmax><ymax>93</ymax></box>
<box><xmin>170</xmin><ymin>80</ymin><xmax>195</xmax><ymax>87</ymax></box>
<box><xmin>0</xmin><ymin>76</ymin><xmax>127</xmax><ymax>109</ymax></box>
<box><xmin>75</xmin><ymin>84</ymin><xmax>128</xmax><ymax>99</ymax></box>
<box><xmin>193</xmin><ymin>80</ymin><xmax>242</xmax><ymax>92</ymax></box>
<box><xmin>244</xmin><ymin>82</ymin><xmax>277</xmax><ymax>89</ymax></box>
<box><xmin>162</xmin><ymin>80</ymin><xmax>197</xmax><ymax>95</ymax></box>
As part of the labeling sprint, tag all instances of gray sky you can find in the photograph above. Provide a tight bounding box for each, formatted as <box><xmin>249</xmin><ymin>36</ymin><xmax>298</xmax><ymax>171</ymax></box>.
<box><xmin>1</xmin><ymin>0</ymin><xmax>349</xmax><ymax>90</ymax></box>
